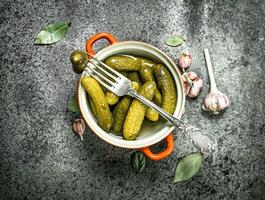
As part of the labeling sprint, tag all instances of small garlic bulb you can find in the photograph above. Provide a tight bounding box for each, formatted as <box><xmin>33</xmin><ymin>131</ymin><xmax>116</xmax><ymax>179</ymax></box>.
<box><xmin>202</xmin><ymin>49</ymin><xmax>230</xmax><ymax>114</ymax></box>
<box><xmin>202</xmin><ymin>91</ymin><xmax>229</xmax><ymax>114</ymax></box>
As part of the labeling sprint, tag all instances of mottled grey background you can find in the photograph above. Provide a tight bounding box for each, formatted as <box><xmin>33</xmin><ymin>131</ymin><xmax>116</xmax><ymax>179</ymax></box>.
<box><xmin>0</xmin><ymin>0</ymin><xmax>264</xmax><ymax>199</ymax></box>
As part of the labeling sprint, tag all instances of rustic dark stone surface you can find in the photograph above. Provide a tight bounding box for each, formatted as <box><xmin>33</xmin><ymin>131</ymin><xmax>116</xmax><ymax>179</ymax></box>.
<box><xmin>0</xmin><ymin>0</ymin><xmax>264</xmax><ymax>199</ymax></box>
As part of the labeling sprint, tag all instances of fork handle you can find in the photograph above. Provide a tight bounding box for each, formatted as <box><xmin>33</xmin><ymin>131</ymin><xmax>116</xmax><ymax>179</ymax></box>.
<box><xmin>128</xmin><ymin>89</ymin><xmax>217</xmax><ymax>154</ymax></box>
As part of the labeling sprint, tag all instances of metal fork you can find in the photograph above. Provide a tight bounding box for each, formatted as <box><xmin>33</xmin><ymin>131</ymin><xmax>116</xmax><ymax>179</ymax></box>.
<box><xmin>84</xmin><ymin>54</ymin><xmax>217</xmax><ymax>154</ymax></box>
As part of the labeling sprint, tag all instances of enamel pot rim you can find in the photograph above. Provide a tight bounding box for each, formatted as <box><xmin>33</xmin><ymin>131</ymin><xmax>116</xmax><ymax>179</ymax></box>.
<box><xmin>78</xmin><ymin>40</ymin><xmax>185</xmax><ymax>149</ymax></box>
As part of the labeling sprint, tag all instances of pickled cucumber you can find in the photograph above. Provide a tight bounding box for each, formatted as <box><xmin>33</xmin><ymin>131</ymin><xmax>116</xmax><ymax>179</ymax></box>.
<box><xmin>153</xmin><ymin>91</ymin><xmax>162</xmax><ymax>106</ymax></box>
<box><xmin>88</xmin><ymin>95</ymin><xmax>98</xmax><ymax>117</ymax></box>
<box><xmin>138</xmin><ymin>57</ymin><xmax>156</xmax><ymax>68</ymax></box>
<box><xmin>104</xmin><ymin>55</ymin><xmax>141</xmax><ymax>71</ymax></box>
<box><xmin>70</xmin><ymin>50</ymin><xmax>88</xmax><ymax>74</ymax></box>
<box><xmin>139</xmin><ymin>64</ymin><xmax>161</xmax><ymax>121</ymax></box>
<box><xmin>130</xmin><ymin>81</ymin><xmax>140</xmax><ymax>92</ymax></box>
<box><xmin>123</xmin><ymin>81</ymin><xmax>156</xmax><ymax>140</ymax></box>
<box><xmin>112</xmin><ymin>82</ymin><xmax>139</xmax><ymax>135</ymax></box>
<box><xmin>81</xmin><ymin>76</ymin><xmax>113</xmax><ymax>132</ymax></box>
<box><xmin>145</xmin><ymin>108</ymin><xmax>159</xmax><ymax>122</ymax></box>
<box><xmin>139</xmin><ymin>64</ymin><xmax>154</xmax><ymax>83</ymax></box>
<box><xmin>120</xmin><ymin>72</ymin><xmax>128</xmax><ymax>77</ymax></box>
<box><xmin>128</xmin><ymin>72</ymin><xmax>142</xmax><ymax>87</ymax></box>
<box><xmin>139</xmin><ymin>65</ymin><xmax>162</xmax><ymax>105</ymax></box>
<box><xmin>105</xmin><ymin>91</ymin><xmax>119</xmax><ymax>105</ymax></box>
<box><xmin>153</xmin><ymin>64</ymin><xmax>177</xmax><ymax>114</ymax></box>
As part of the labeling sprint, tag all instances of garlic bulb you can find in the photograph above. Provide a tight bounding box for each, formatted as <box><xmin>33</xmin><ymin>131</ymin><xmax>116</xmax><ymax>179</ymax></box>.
<box><xmin>202</xmin><ymin>49</ymin><xmax>230</xmax><ymax>114</ymax></box>
<box><xmin>202</xmin><ymin>90</ymin><xmax>229</xmax><ymax>114</ymax></box>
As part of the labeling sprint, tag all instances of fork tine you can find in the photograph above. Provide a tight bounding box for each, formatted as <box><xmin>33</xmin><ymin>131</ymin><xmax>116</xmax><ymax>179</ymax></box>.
<box><xmin>89</xmin><ymin>56</ymin><xmax>123</xmax><ymax>78</ymax></box>
<box><xmin>84</xmin><ymin>68</ymin><xmax>113</xmax><ymax>91</ymax></box>
<box><xmin>89</xmin><ymin>65</ymin><xmax>115</xmax><ymax>84</ymax></box>
<box><xmin>90</xmin><ymin>59</ymin><xmax>118</xmax><ymax>81</ymax></box>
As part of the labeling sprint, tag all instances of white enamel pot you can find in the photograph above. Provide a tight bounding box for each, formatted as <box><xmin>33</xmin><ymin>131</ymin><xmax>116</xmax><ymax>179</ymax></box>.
<box><xmin>78</xmin><ymin>32</ymin><xmax>185</xmax><ymax>161</ymax></box>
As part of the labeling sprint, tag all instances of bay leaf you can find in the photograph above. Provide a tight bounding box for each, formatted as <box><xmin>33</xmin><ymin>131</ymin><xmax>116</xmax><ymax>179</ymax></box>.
<box><xmin>67</xmin><ymin>94</ymin><xmax>80</xmax><ymax>113</ymax></box>
<box><xmin>34</xmin><ymin>22</ymin><xmax>71</xmax><ymax>44</ymax></box>
<box><xmin>165</xmin><ymin>35</ymin><xmax>185</xmax><ymax>47</ymax></box>
<box><xmin>174</xmin><ymin>153</ymin><xmax>203</xmax><ymax>183</ymax></box>
<box><xmin>131</xmin><ymin>151</ymin><xmax>146</xmax><ymax>173</ymax></box>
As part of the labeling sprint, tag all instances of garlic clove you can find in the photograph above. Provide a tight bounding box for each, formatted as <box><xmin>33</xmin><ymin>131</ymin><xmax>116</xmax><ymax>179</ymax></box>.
<box><xmin>72</xmin><ymin>118</ymin><xmax>86</xmax><ymax>140</ymax></box>
<box><xmin>186</xmin><ymin>71</ymin><xmax>198</xmax><ymax>80</ymax></box>
<box><xmin>178</xmin><ymin>51</ymin><xmax>192</xmax><ymax>69</ymax></box>
<box><xmin>188</xmin><ymin>78</ymin><xmax>203</xmax><ymax>98</ymax></box>
<box><xmin>202</xmin><ymin>90</ymin><xmax>229</xmax><ymax>114</ymax></box>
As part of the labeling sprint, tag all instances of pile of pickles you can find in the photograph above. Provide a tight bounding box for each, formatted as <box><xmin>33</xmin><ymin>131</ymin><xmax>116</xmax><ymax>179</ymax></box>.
<box><xmin>70</xmin><ymin>51</ymin><xmax>177</xmax><ymax>140</ymax></box>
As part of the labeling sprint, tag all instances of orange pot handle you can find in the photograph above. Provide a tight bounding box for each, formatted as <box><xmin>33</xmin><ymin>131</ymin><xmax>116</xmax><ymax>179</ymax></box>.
<box><xmin>86</xmin><ymin>32</ymin><xmax>118</xmax><ymax>56</ymax></box>
<box><xmin>140</xmin><ymin>133</ymin><xmax>174</xmax><ymax>161</ymax></box>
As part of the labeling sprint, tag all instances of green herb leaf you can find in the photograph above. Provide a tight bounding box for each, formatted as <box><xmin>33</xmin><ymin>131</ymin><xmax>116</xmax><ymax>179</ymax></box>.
<box><xmin>67</xmin><ymin>94</ymin><xmax>80</xmax><ymax>113</ymax></box>
<box><xmin>174</xmin><ymin>153</ymin><xmax>203</xmax><ymax>183</ymax></box>
<box><xmin>34</xmin><ymin>22</ymin><xmax>71</xmax><ymax>44</ymax></box>
<box><xmin>131</xmin><ymin>151</ymin><xmax>146</xmax><ymax>173</ymax></box>
<box><xmin>165</xmin><ymin>35</ymin><xmax>185</xmax><ymax>47</ymax></box>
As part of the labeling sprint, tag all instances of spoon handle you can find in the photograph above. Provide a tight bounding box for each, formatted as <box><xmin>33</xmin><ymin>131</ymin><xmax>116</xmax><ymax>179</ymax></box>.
<box><xmin>204</xmin><ymin>49</ymin><xmax>217</xmax><ymax>92</ymax></box>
